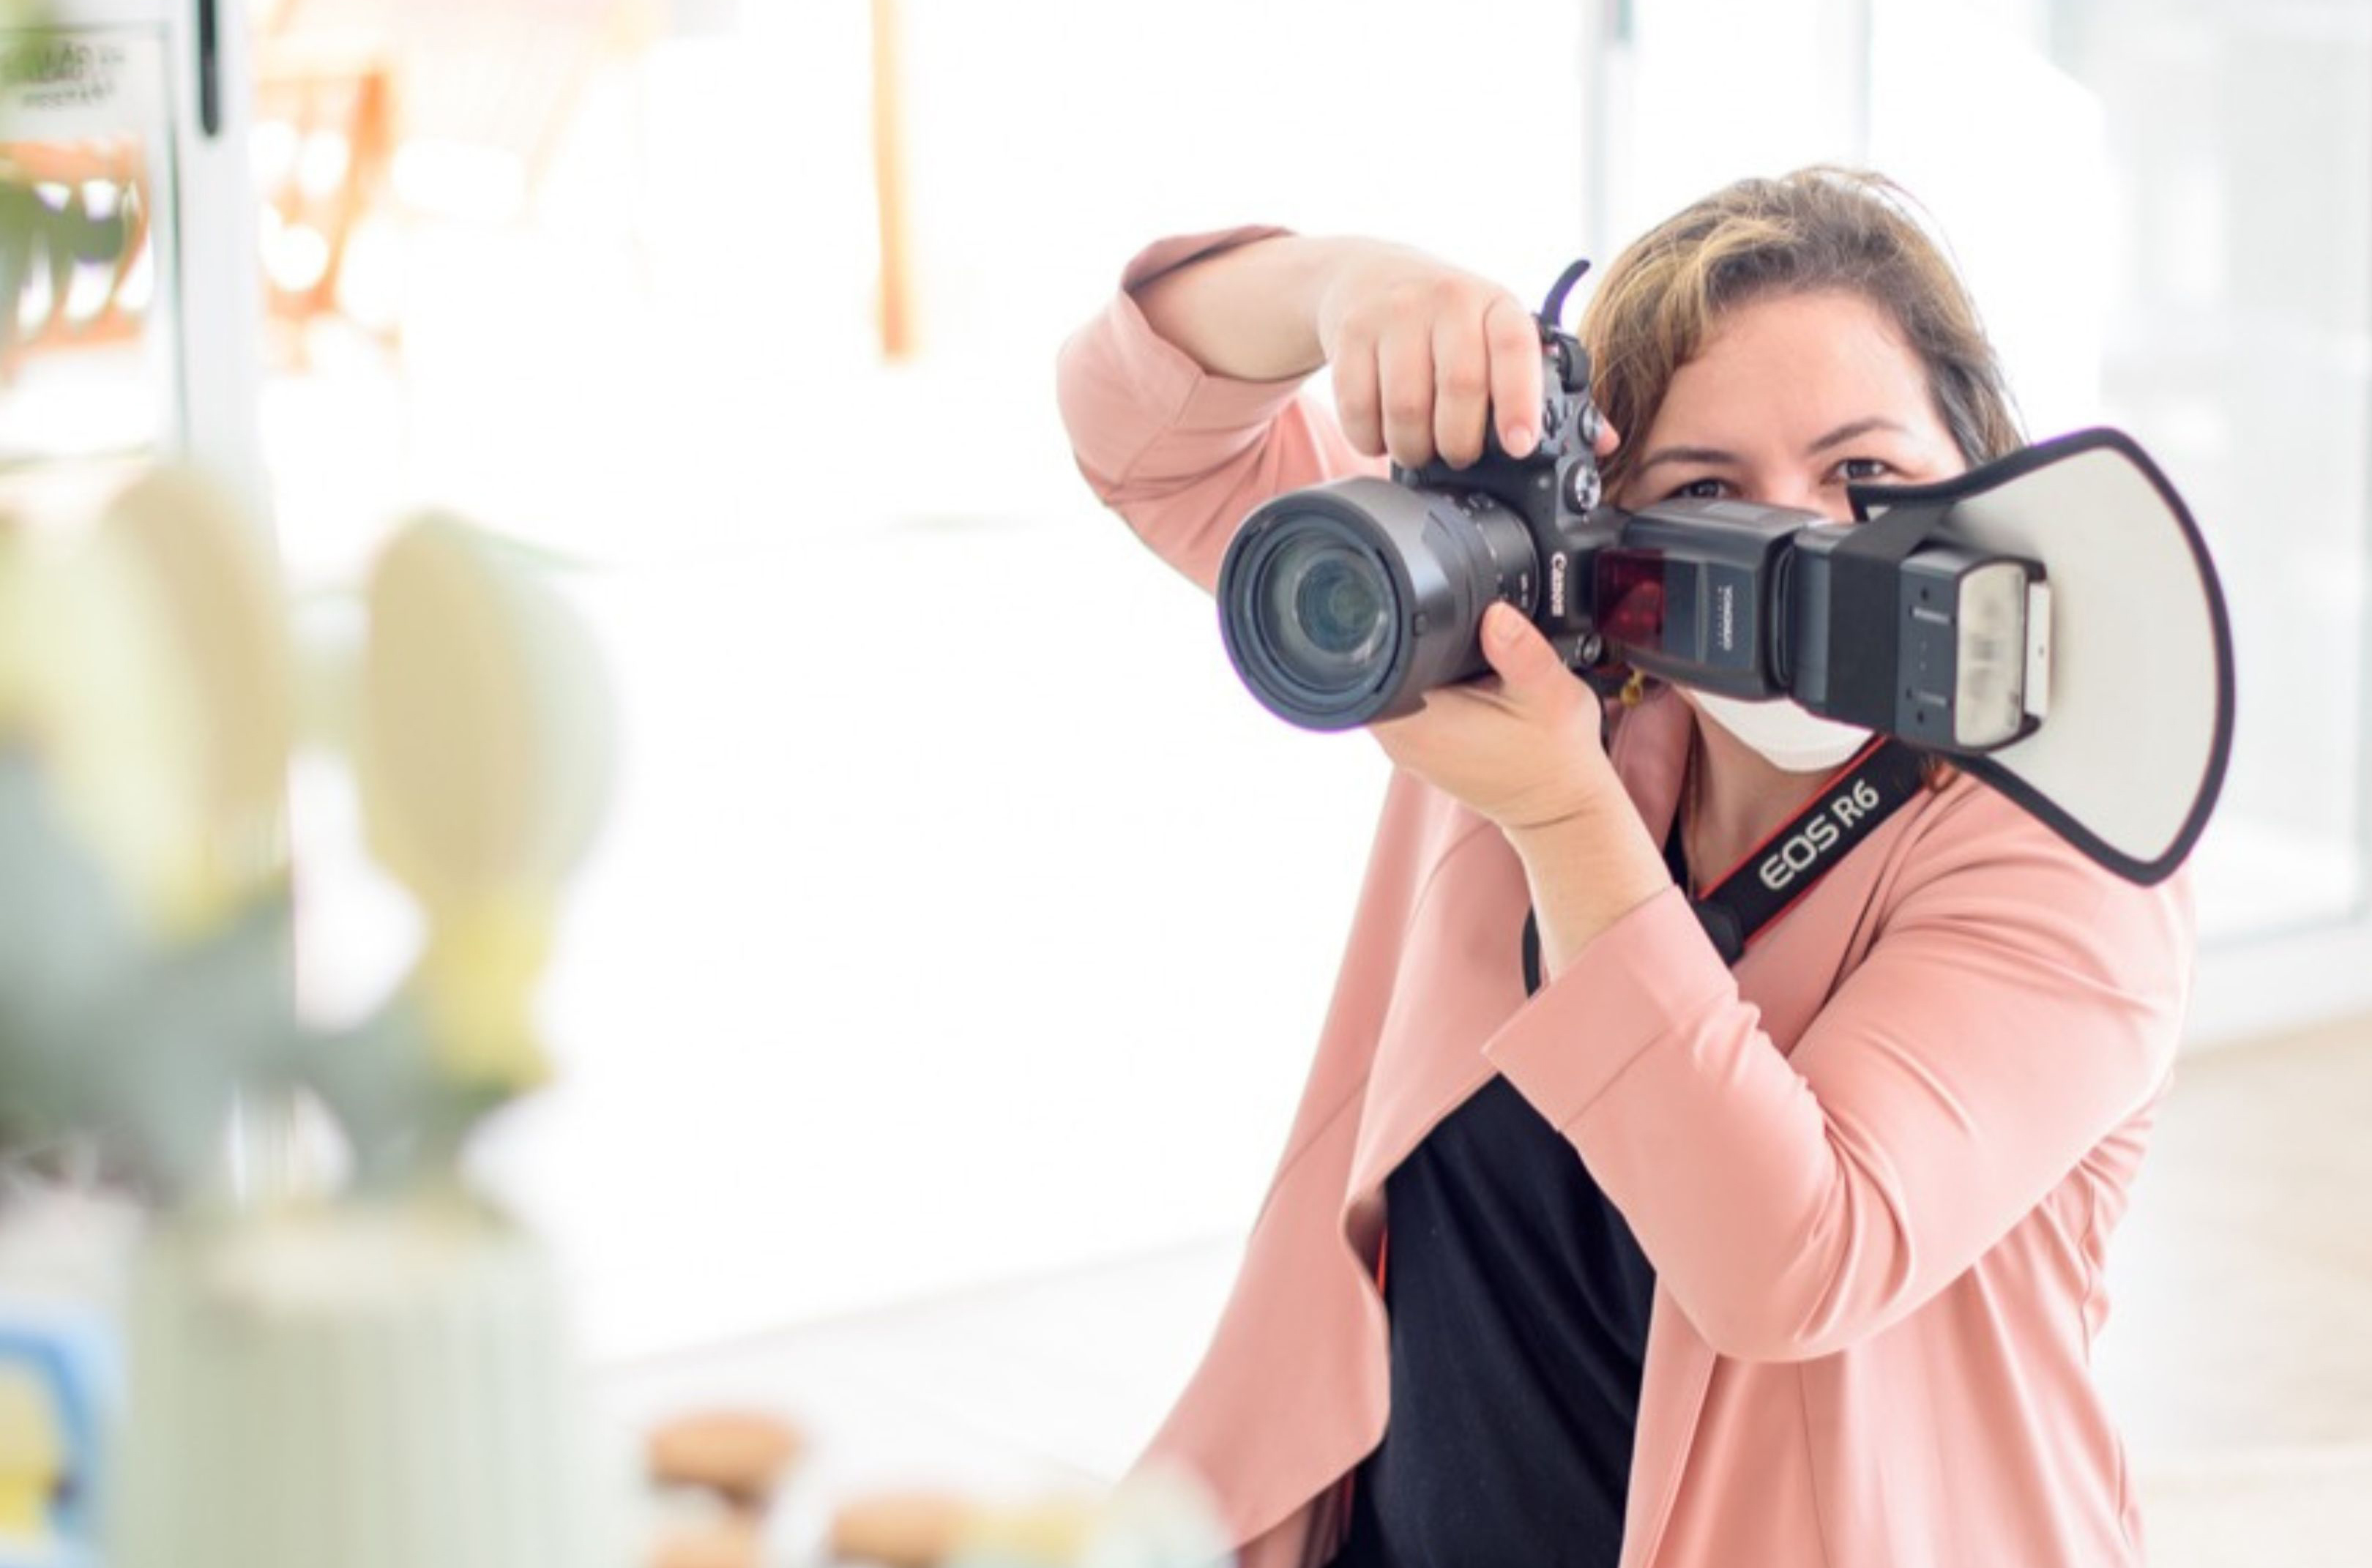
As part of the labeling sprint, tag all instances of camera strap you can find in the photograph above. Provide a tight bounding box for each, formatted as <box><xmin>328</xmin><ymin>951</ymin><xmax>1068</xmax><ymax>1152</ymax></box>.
<box><xmin>1521</xmin><ymin>737</ymin><xmax>1927</xmax><ymax>992</ymax></box>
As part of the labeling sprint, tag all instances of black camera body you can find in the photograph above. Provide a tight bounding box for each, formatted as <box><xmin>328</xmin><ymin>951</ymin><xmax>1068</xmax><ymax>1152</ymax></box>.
<box><xmin>1217</xmin><ymin>305</ymin><xmax>1821</xmax><ymax>729</ymax></box>
<box><xmin>1390</xmin><ymin>328</ymin><xmax>1614</xmax><ymax>657</ymax></box>
<box><xmin>1215</xmin><ymin>318</ymin><xmax>1621</xmax><ymax>731</ymax></box>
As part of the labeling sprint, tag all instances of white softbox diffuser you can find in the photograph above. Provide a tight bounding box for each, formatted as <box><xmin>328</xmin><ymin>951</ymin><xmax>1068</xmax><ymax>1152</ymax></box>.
<box><xmin>1855</xmin><ymin>428</ymin><xmax>2235</xmax><ymax>885</ymax></box>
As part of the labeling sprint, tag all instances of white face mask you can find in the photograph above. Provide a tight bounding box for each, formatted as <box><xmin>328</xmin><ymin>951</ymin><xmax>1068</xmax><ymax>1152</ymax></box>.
<box><xmin>1683</xmin><ymin>688</ymin><xmax>1873</xmax><ymax>774</ymax></box>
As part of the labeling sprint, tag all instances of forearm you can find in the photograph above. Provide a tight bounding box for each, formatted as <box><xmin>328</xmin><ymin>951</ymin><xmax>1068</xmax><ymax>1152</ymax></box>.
<box><xmin>1504</xmin><ymin>801</ymin><xmax>1674</xmax><ymax>982</ymax></box>
<box><xmin>1485</xmin><ymin>795</ymin><xmax>2190</xmax><ymax>1362</ymax></box>
<box><xmin>1131</xmin><ymin>233</ymin><xmax>1402</xmax><ymax>383</ymax></box>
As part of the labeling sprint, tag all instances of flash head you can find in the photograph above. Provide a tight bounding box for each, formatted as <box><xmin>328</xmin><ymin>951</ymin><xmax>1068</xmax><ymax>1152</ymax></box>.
<box><xmin>1785</xmin><ymin>523</ymin><xmax>2051</xmax><ymax>755</ymax></box>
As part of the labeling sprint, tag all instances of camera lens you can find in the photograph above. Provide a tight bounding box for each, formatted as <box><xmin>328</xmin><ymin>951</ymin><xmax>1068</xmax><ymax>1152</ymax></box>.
<box><xmin>1222</xmin><ymin>508</ymin><xmax>1406</xmax><ymax>723</ymax></box>
<box><xmin>1266</xmin><ymin>537</ymin><xmax>1394</xmax><ymax>686</ymax></box>
<box><xmin>1218</xmin><ymin>477</ymin><xmax>1540</xmax><ymax>731</ymax></box>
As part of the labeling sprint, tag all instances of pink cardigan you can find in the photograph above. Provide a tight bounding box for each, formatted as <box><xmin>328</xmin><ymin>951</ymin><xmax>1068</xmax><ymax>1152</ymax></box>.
<box><xmin>1055</xmin><ymin>231</ymin><xmax>2193</xmax><ymax>1568</ymax></box>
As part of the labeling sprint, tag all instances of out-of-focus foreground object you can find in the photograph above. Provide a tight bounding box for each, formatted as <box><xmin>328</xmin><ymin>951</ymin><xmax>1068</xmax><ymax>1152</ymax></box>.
<box><xmin>0</xmin><ymin>459</ymin><xmax>626</xmax><ymax>1567</ymax></box>
<box><xmin>826</xmin><ymin>1469</ymin><xmax>1233</xmax><ymax>1568</ymax></box>
<box><xmin>643</xmin><ymin>1408</ymin><xmax>805</xmax><ymax>1568</ymax></box>
<box><xmin>648</xmin><ymin>1408</ymin><xmax>806</xmax><ymax>1511</ymax></box>
<box><xmin>109</xmin><ymin>1199</ymin><xmax>620</xmax><ymax>1568</ymax></box>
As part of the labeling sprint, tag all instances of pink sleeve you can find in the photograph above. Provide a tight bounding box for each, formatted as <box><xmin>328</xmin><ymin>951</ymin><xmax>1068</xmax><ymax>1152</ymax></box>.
<box><xmin>1053</xmin><ymin>227</ymin><xmax>1385</xmax><ymax>594</ymax></box>
<box><xmin>1481</xmin><ymin>784</ymin><xmax>2193</xmax><ymax>1363</ymax></box>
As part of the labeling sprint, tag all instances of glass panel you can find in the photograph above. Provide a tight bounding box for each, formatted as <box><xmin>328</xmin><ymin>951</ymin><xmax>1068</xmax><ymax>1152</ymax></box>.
<box><xmin>1865</xmin><ymin>0</ymin><xmax>2370</xmax><ymax>944</ymax></box>
<box><xmin>2042</xmin><ymin>0</ymin><xmax>2371</xmax><ymax>941</ymax></box>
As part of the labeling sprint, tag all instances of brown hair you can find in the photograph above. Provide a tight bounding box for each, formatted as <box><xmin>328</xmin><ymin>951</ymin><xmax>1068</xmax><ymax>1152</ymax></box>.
<box><xmin>1580</xmin><ymin>166</ymin><xmax>2023</xmax><ymax>501</ymax></box>
<box><xmin>1586</xmin><ymin>168</ymin><xmax>2013</xmax><ymax>789</ymax></box>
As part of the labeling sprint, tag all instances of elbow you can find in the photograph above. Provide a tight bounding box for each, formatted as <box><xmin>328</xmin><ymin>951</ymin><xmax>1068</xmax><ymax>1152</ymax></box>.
<box><xmin>1663</xmin><ymin>1227</ymin><xmax>1921</xmax><ymax>1364</ymax></box>
<box><xmin>1682</xmin><ymin>1297</ymin><xmax>1862</xmax><ymax>1364</ymax></box>
<box><xmin>1052</xmin><ymin>330</ymin><xmax>1124</xmax><ymax>506</ymax></box>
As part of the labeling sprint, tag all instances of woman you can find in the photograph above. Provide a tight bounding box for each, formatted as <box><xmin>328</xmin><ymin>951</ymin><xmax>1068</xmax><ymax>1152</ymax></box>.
<box><xmin>1053</xmin><ymin>168</ymin><xmax>2190</xmax><ymax>1568</ymax></box>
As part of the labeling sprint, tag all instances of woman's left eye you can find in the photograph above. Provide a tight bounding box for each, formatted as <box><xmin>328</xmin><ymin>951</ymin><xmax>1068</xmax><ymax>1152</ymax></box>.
<box><xmin>1834</xmin><ymin>456</ymin><xmax>1892</xmax><ymax>484</ymax></box>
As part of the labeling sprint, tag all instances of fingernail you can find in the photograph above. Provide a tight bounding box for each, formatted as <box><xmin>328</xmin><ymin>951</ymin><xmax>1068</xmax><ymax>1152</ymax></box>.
<box><xmin>1504</xmin><ymin>425</ymin><xmax>1535</xmax><ymax>456</ymax></box>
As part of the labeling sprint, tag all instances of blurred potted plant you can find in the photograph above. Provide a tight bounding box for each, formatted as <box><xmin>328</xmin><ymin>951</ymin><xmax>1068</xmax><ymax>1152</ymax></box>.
<box><xmin>0</xmin><ymin>463</ymin><xmax>623</xmax><ymax>1567</ymax></box>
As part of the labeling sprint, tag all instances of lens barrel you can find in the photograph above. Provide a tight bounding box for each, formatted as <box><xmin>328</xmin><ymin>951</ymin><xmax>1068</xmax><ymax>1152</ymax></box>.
<box><xmin>1217</xmin><ymin>477</ymin><xmax>1539</xmax><ymax>730</ymax></box>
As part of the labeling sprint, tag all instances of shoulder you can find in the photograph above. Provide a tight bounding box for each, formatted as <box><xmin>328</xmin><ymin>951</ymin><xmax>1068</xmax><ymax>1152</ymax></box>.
<box><xmin>1872</xmin><ymin>769</ymin><xmax>2197</xmax><ymax>1004</ymax></box>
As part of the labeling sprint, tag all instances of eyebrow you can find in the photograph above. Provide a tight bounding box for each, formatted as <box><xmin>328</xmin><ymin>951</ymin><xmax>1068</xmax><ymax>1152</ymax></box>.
<box><xmin>1632</xmin><ymin>417</ymin><xmax>1915</xmax><ymax>474</ymax></box>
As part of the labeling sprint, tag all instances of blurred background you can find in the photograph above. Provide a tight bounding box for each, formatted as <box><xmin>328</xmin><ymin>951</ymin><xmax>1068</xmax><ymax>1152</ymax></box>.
<box><xmin>4</xmin><ymin>0</ymin><xmax>2368</xmax><ymax>1561</ymax></box>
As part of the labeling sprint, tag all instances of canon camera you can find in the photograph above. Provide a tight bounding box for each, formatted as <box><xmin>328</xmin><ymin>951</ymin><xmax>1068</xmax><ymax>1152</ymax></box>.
<box><xmin>1214</xmin><ymin>262</ymin><xmax>2051</xmax><ymax>755</ymax></box>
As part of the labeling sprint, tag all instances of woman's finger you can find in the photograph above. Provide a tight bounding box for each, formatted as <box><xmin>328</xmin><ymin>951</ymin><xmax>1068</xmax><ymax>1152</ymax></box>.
<box><xmin>1376</xmin><ymin>315</ymin><xmax>1438</xmax><ymax>468</ymax></box>
<box><xmin>1431</xmin><ymin>306</ymin><xmax>1493</xmax><ymax>468</ymax></box>
<box><xmin>1483</xmin><ymin>294</ymin><xmax>1545</xmax><ymax>458</ymax></box>
<box><xmin>1480</xmin><ymin>600</ymin><xmax>1564</xmax><ymax>692</ymax></box>
<box><xmin>1331</xmin><ymin>322</ymin><xmax>1384</xmax><ymax>457</ymax></box>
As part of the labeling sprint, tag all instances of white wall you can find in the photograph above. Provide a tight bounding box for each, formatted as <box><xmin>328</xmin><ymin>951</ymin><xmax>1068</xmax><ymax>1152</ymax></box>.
<box><xmin>301</xmin><ymin>0</ymin><xmax>1611</xmax><ymax>1359</ymax></box>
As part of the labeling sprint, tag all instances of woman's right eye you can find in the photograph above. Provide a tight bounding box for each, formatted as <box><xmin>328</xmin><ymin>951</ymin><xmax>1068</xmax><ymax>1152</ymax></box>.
<box><xmin>1668</xmin><ymin>477</ymin><xmax>1726</xmax><ymax>501</ymax></box>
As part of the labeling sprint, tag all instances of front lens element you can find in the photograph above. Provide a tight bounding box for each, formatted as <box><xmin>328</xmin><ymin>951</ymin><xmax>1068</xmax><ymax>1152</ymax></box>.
<box><xmin>1265</xmin><ymin>537</ymin><xmax>1394</xmax><ymax>688</ymax></box>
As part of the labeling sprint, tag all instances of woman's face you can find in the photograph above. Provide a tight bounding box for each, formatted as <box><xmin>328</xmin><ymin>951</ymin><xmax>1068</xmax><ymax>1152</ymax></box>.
<box><xmin>1614</xmin><ymin>288</ymin><xmax>1967</xmax><ymax>519</ymax></box>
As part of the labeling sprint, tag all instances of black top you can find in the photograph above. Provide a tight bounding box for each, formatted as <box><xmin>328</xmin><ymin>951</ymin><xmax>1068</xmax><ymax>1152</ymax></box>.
<box><xmin>1329</xmin><ymin>836</ymin><xmax>1685</xmax><ymax>1568</ymax></box>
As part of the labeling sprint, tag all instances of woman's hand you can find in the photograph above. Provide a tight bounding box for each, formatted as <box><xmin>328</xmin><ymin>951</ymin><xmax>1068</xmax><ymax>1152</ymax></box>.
<box><xmin>1135</xmin><ymin>232</ymin><xmax>1668</xmax><ymax>965</ymax></box>
<box><xmin>1334</xmin><ymin>244</ymin><xmax>1628</xmax><ymax>830</ymax></box>
<box><xmin>1376</xmin><ymin>604</ymin><xmax>1675</xmax><ymax>975</ymax></box>
<box><xmin>1313</xmin><ymin>250</ymin><xmax>1551</xmax><ymax>468</ymax></box>
<box><xmin>1368</xmin><ymin>602</ymin><xmax>1623</xmax><ymax>834</ymax></box>
<box><xmin>1133</xmin><ymin>234</ymin><xmax>1593</xmax><ymax>471</ymax></box>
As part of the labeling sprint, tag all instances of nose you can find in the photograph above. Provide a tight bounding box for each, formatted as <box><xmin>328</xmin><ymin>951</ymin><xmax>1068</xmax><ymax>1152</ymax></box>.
<box><xmin>1742</xmin><ymin>476</ymin><xmax>1846</xmax><ymax>521</ymax></box>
